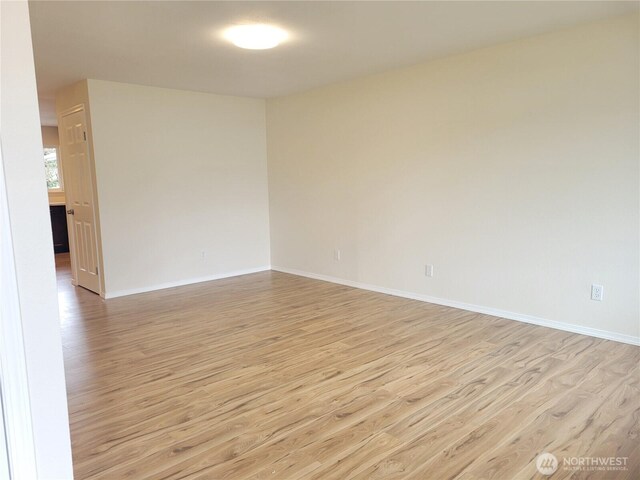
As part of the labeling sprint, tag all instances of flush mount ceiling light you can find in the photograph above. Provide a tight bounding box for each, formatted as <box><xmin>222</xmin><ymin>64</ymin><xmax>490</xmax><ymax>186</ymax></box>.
<box><xmin>224</xmin><ymin>24</ymin><xmax>288</xmax><ymax>50</ymax></box>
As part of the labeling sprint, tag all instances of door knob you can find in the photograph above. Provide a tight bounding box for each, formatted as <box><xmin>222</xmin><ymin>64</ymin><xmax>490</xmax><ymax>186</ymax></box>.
<box><xmin>66</xmin><ymin>209</ymin><xmax>75</xmax><ymax>215</ymax></box>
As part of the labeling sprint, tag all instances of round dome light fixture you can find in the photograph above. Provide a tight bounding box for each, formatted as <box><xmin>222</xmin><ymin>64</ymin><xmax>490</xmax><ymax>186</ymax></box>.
<box><xmin>224</xmin><ymin>24</ymin><xmax>288</xmax><ymax>50</ymax></box>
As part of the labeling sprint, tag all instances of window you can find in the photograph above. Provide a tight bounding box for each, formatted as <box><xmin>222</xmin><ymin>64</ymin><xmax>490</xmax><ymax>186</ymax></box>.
<box><xmin>44</xmin><ymin>147</ymin><xmax>63</xmax><ymax>191</ymax></box>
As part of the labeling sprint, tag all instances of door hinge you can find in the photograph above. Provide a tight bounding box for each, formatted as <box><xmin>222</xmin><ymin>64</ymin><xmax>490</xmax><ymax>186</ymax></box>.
<box><xmin>83</xmin><ymin>131</ymin><xmax>87</xmax><ymax>141</ymax></box>
<box><xmin>95</xmin><ymin>266</ymin><xmax>98</xmax><ymax>275</ymax></box>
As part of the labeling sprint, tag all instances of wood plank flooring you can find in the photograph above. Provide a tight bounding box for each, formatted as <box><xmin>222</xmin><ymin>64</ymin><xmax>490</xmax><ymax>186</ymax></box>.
<box><xmin>55</xmin><ymin>254</ymin><xmax>639</xmax><ymax>479</ymax></box>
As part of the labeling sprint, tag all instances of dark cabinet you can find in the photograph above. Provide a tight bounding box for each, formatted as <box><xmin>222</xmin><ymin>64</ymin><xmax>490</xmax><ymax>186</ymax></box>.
<box><xmin>50</xmin><ymin>205</ymin><xmax>69</xmax><ymax>253</ymax></box>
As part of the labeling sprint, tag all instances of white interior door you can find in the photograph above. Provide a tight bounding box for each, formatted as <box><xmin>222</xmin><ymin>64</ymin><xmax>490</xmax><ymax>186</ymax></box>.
<box><xmin>60</xmin><ymin>107</ymin><xmax>101</xmax><ymax>294</ymax></box>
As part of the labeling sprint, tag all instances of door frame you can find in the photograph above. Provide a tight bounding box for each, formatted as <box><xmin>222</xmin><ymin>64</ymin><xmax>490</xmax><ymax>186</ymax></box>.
<box><xmin>59</xmin><ymin>103</ymin><xmax>106</xmax><ymax>296</ymax></box>
<box><xmin>0</xmin><ymin>139</ymin><xmax>38</xmax><ymax>480</ymax></box>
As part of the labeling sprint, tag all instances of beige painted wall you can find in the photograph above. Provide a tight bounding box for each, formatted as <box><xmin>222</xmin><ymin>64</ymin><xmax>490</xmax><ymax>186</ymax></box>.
<box><xmin>267</xmin><ymin>14</ymin><xmax>639</xmax><ymax>341</ymax></box>
<box><xmin>86</xmin><ymin>80</ymin><xmax>271</xmax><ymax>296</ymax></box>
<box><xmin>41</xmin><ymin>125</ymin><xmax>58</xmax><ymax>146</ymax></box>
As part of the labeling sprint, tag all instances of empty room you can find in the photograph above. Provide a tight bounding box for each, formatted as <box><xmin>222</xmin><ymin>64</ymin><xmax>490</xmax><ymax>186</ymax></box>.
<box><xmin>1</xmin><ymin>1</ymin><xmax>638</xmax><ymax>479</ymax></box>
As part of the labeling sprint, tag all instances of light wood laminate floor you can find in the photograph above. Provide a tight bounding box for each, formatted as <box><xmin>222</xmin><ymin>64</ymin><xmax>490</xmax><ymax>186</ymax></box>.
<box><xmin>55</xmin><ymin>254</ymin><xmax>639</xmax><ymax>480</ymax></box>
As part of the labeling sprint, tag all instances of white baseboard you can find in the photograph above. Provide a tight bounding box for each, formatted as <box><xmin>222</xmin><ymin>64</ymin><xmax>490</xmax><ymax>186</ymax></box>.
<box><xmin>272</xmin><ymin>266</ymin><xmax>640</xmax><ymax>347</ymax></box>
<box><xmin>104</xmin><ymin>265</ymin><xmax>271</xmax><ymax>299</ymax></box>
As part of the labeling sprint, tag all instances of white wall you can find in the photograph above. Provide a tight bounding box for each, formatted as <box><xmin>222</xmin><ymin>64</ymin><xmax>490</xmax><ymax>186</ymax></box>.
<box><xmin>0</xmin><ymin>139</ymin><xmax>37</xmax><ymax>480</ymax></box>
<box><xmin>267</xmin><ymin>14</ymin><xmax>640</xmax><ymax>343</ymax></box>
<box><xmin>86</xmin><ymin>80</ymin><xmax>271</xmax><ymax>296</ymax></box>
<box><xmin>0</xmin><ymin>1</ymin><xmax>74</xmax><ymax>478</ymax></box>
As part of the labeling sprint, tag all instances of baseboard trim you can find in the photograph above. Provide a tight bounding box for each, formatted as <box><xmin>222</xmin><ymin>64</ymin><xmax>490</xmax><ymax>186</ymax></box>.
<box><xmin>104</xmin><ymin>265</ymin><xmax>272</xmax><ymax>299</ymax></box>
<box><xmin>272</xmin><ymin>266</ymin><xmax>640</xmax><ymax>346</ymax></box>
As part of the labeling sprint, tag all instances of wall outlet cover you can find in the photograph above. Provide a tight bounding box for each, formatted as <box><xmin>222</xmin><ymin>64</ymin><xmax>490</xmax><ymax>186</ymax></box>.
<box><xmin>591</xmin><ymin>284</ymin><xmax>604</xmax><ymax>301</ymax></box>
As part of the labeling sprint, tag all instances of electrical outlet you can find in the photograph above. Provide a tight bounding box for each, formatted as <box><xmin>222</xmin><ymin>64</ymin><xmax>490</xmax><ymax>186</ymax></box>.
<box><xmin>334</xmin><ymin>249</ymin><xmax>341</xmax><ymax>262</ymax></box>
<box><xmin>425</xmin><ymin>264</ymin><xmax>434</xmax><ymax>277</ymax></box>
<box><xmin>591</xmin><ymin>284</ymin><xmax>603</xmax><ymax>301</ymax></box>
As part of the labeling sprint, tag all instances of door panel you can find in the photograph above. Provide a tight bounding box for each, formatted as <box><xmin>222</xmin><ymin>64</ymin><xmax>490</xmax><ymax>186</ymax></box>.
<box><xmin>60</xmin><ymin>108</ymin><xmax>101</xmax><ymax>294</ymax></box>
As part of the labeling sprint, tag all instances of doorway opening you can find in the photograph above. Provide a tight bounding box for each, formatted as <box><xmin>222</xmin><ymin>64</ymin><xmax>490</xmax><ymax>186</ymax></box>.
<box><xmin>42</xmin><ymin>104</ymin><xmax>104</xmax><ymax>299</ymax></box>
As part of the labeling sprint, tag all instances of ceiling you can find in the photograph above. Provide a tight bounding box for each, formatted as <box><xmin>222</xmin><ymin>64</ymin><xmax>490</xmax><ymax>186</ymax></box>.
<box><xmin>30</xmin><ymin>1</ymin><xmax>638</xmax><ymax>126</ymax></box>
